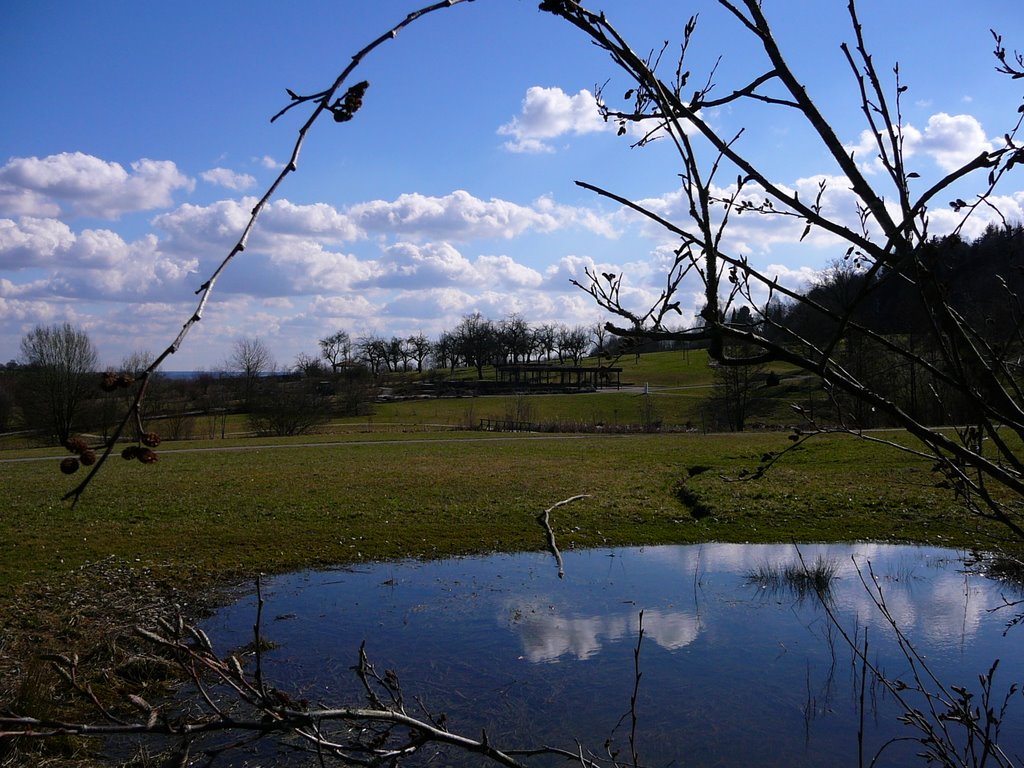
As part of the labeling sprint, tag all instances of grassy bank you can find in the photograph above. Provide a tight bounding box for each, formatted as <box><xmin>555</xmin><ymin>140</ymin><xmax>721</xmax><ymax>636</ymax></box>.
<box><xmin>3</xmin><ymin>430</ymin><xmax>1011</xmax><ymax>590</ymax></box>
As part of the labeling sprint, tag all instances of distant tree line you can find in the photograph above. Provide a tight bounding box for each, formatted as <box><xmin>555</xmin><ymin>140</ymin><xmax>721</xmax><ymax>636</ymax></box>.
<box><xmin>297</xmin><ymin>314</ymin><xmax>606</xmax><ymax>382</ymax></box>
<box><xmin>694</xmin><ymin>225</ymin><xmax>1024</xmax><ymax>431</ymax></box>
<box><xmin>757</xmin><ymin>224</ymin><xmax>1024</xmax><ymax>429</ymax></box>
<box><xmin>0</xmin><ymin>315</ymin><xmax>609</xmax><ymax>443</ymax></box>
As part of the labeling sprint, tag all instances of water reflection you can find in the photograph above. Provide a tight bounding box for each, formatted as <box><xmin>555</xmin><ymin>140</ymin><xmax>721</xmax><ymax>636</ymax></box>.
<box><xmin>513</xmin><ymin>605</ymin><xmax>701</xmax><ymax>662</ymax></box>
<box><xmin>201</xmin><ymin>543</ymin><xmax>1024</xmax><ymax>767</ymax></box>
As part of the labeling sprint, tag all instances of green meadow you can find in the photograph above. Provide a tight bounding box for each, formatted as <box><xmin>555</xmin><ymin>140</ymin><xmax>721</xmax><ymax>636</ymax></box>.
<box><xmin>2</xmin><ymin>428</ymin><xmax>1009</xmax><ymax>591</ymax></box>
<box><xmin>1</xmin><ymin>350</ymin><xmax>1015</xmax><ymax>591</ymax></box>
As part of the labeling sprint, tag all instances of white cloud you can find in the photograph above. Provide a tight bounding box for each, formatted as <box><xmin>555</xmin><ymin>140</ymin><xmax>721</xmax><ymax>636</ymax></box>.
<box><xmin>541</xmin><ymin>253</ymin><xmax>598</xmax><ymax>290</ymax></box>
<box><xmin>349</xmin><ymin>189</ymin><xmax>566</xmax><ymax>241</ymax></box>
<box><xmin>498</xmin><ymin>86</ymin><xmax>609</xmax><ymax>153</ymax></box>
<box><xmin>474</xmin><ymin>254</ymin><xmax>544</xmax><ymax>288</ymax></box>
<box><xmin>632</xmin><ymin>175</ymin><xmax>884</xmax><ymax>257</ymax></box>
<box><xmin>201</xmin><ymin>167</ymin><xmax>257</xmax><ymax>191</ymax></box>
<box><xmin>0</xmin><ymin>217</ymin><xmax>76</xmax><ymax>268</ymax></box>
<box><xmin>262</xmin><ymin>199</ymin><xmax>360</xmax><ymax>242</ymax></box>
<box><xmin>153</xmin><ymin>191</ymin><xmax>604</xmax><ymax>255</ymax></box>
<box><xmin>0</xmin><ymin>152</ymin><xmax>194</xmax><ymax>219</ymax></box>
<box><xmin>374</xmin><ymin>287</ymin><xmax>476</xmax><ymax>327</ymax></box>
<box><xmin>844</xmin><ymin>112</ymin><xmax>995</xmax><ymax>174</ymax></box>
<box><xmin>534</xmin><ymin>195</ymin><xmax>620</xmax><ymax>239</ymax></box>
<box><xmin>303</xmin><ymin>294</ymin><xmax>385</xmax><ymax>330</ymax></box>
<box><xmin>927</xmin><ymin>190</ymin><xmax>1024</xmax><ymax>240</ymax></box>
<box><xmin>0</xmin><ymin>187</ymin><xmax>61</xmax><ymax>218</ymax></box>
<box><xmin>910</xmin><ymin>113</ymin><xmax>994</xmax><ymax>171</ymax></box>
<box><xmin>152</xmin><ymin>197</ymin><xmax>363</xmax><ymax>273</ymax></box>
<box><xmin>363</xmin><ymin>242</ymin><xmax>544</xmax><ymax>291</ymax></box>
<box><xmin>369</xmin><ymin>241</ymin><xmax>473</xmax><ymax>289</ymax></box>
<box><xmin>762</xmin><ymin>263</ymin><xmax>820</xmax><ymax>289</ymax></box>
<box><xmin>54</xmin><ymin>229</ymin><xmax>197</xmax><ymax>300</ymax></box>
<box><xmin>0</xmin><ymin>214</ymin><xmax>196</xmax><ymax>301</ymax></box>
<box><xmin>152</xmin><ymin>198</ymin><xmax>254</xmax><ymax>255</ymax></box>
<box><xmin>270</xmin><ymin>241</ymin><xmax>376</xmax><ymax>294</ymax></box>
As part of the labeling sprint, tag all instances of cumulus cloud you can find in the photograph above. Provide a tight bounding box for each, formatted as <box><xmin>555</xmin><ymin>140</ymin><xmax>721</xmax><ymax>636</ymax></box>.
<box><xmin>152</xmin><ymin>199</ymin><xmax>254</xmax><ymax>255</ymax></box>
<box><xmin>368</xmin><ymin>241</ymin><xmax>473</xmax><ymax>288</ymax></box>
<box><xmin>0</xmin><ymin>217</ymin><xmax>76</xmax><ymax>268</ymax></box>
<box><xmin>0</xmin><ymin>214</ymin><xmax>196</xmax><ymax>300</ymax></box>
<box><xmin>308</xmin><ymin>294</ymin><xmax>374</xmax><ymax>318</ymax></box>
<box><xmin>909</xmin><ymin>113</ymin><xmax>995</xmax><ymax>170</ymax></box>
<box><xmin>762</xmin><ymin>262</ymin><xmax>820</xmax><ymax>289</ymax></box>
<box><xmin>0</xmin><ymin>186</ymin><xmax>62</xmax><ymax>218</ymax></box>
<box><xmin>363</xmin><ymin>241</ymin><xmax>544</xmax><ymax>291</ymax></box>
<box><xmin>474</xmin><ymin>254</ymin><xmax>544</xmax><ymax>288</ymax></box>
<box><xmin>270</xmin><ymin>241</ymin><xmax>376</xmax><ymax>294</ymax></box>
<box><xmin>349</xmin><ymin>189</ymin><xmax>566</xmax><ymax>241</ymax></box>
<box><xmin>58</xmin><ymin>232</ymin><xmax>197</xmax><ymax>297</ymax></box>
<box><xmin>201</xmin><ymin>167</ymin><xmax>256</xmax><ymax>191</ymax></box>
<box><xmin>151</xmin><ymin>191</ymin><xmax>612</xmax><ymax>272</ymax></box>
<box><xmin>844</xmin><ymin>112</ymin><xmax>995</xmax><ymax>173</ymax></box>
<box><xmin>632</xmin><ymin>175</ymin><xmax>881</xmax><ymax>256</ymax></box>
<box><xmin>533</xmin><ymin>195</ymin><xmax>620</xmax><ymax>239</ymax></box>
<box><xmin>153</xmin><ymin>197</ymin><xmax>361</xmax><ymax>260</ymax></box>
<box><xmin>374</xmin><ymin>287</ymin><xmax>476</xmax><ymax>326</ymax></box>
<box><xmin>0</xmin><ymin>152</ymin><xmax>194</xmax><ymax>219</ymax></box>
<box><xmin>541</xmin><ymin>253</ymin><xmax>596</xmax><ymax>291</ymax></box>
<box><xmin>926</xmin><ymin>190</ymin><xmax>1024</xmax><ymax>240</ymax></box>
<box><xmin>262</xmin><ymin>199</ymin><xmax>360</xmax><ymax>242</ymax></box>
<box><xmin>382</xmin><ymin>288</ymin><xmax>534</xmax><ymax>324</ymax></box>
<box><xmin>498</xmin><ymin>86</ymin><xmax>609</xmax><ymax>153</ymax></box>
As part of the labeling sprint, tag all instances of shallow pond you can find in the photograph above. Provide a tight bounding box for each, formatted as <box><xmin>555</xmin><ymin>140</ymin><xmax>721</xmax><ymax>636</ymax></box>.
<box><xmin>201</xmin><ymin>543</ymin><xmax>1024</xmax><ymax>766</ymax></box>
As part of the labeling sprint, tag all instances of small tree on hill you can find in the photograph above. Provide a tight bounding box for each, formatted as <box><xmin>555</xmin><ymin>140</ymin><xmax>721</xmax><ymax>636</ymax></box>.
<box><xmin>454</xmin><ymin>312</ymin><xmax>497</xmax><ymax>379</ymax></box>
<box><xmin>18</xmin><ymin>323</ymin><xmax>99</xmax><ymax>445</ymax></box>
<box><xmin>319</xmin><ymin>330</ymin><xmax>351</xmax><ymax>373</ymax></box>
<box><xmin>229</xmin><ymin>337</ymin><xmax>274</xmax><ymax>408</ymax></box>
<box><xmin>407</xmin><ymin>332</ymin><xmax>433</xmax><ymax>373</ymax></box>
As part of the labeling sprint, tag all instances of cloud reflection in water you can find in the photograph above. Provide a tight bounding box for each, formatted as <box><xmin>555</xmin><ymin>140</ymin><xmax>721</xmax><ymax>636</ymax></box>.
<box><xmin>511</xmin><ymin>605</ymin><xmax>701</xmax><ymax>663</ymax></box>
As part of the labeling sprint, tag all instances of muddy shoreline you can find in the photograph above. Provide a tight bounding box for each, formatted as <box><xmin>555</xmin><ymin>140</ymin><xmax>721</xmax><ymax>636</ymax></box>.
<box><xmin>0</xmin><ymin>558</ymin><xmax>249</xmax><ymax>766</ymax></box>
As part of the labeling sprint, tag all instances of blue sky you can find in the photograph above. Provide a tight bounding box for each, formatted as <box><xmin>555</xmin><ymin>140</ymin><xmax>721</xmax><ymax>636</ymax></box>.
<box><xmin>1</xmin><ymin>1</ymin><xmax>1021</xmax><ymax>370</ymax></box>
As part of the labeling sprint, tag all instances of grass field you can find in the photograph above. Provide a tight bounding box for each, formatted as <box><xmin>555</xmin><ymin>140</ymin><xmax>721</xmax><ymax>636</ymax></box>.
<box><xmin>3</xmin><ymin>428</ymin><xmax>1011</xmax><ymax>591</ymax></box>
<box><xmin>0</xmin><ymin>348</ymin><xmax>1014</xmax><ymax>592</ymax></box>
<box><xmin>341</xmin><ymin>349</ymin><xmax>815</xmax><ymax>430</ymax></box>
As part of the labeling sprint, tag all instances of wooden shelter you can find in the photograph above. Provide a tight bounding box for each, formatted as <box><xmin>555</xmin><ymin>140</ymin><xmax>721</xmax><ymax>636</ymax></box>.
<box><xmin>494</xmin><ymin>363</ymin><xmax>622</xmax><ymax>390</ymax></box>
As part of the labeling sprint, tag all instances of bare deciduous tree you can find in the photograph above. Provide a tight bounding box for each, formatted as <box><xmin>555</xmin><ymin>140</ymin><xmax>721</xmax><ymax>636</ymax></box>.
<box><xmin>556</xmin><ymin>324</ymin><xmax>592</xmax><ymax>366</ymax></box>
<box><xmin>407</xmin><ymin>331</ymin><xmax>433</xmax><ymax>373</ymax></box>
<box><xmin>498</xmin><ymin>313</ymin><xmax>534</xmax><ymax>365</ymax></box>
<box><xmin>356</xmin><ymin>334</ymin><xmax>389</xmax><ymax>376</ymax></box>
<box><xmin>18</xmin><ymin>322</ymin><xmax>99</xmax><ymax>445</ymax></box>
<box><xmin>293</xmin><ymin>350</ymin><xmax>328</xmax><ymax>377</ymax></box>
<box><xmin>547</xmin><ymin>0</ymin><xmax>1024</xmax><ymax>541</ymax></box>
<box><xmin>454</xmin><ymin>311</ymin><xmax>498</xmax><ymax>379</ymax></box>
<box><xmin>229</xmin><ymin>336</ymin><xmax>275</xmax><ymax>408</ymax></box>
<box><xmin>319</xmin><ymin>330</ymin><xmax>352</xmax><ymax>373</ymax></box>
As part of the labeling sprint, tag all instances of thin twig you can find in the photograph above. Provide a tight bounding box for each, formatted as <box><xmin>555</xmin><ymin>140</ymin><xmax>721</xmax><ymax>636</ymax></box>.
<box><xmin>536</xmin><ymin>494</ymin><xmax>589</xmax><ymax>578</ymax></box>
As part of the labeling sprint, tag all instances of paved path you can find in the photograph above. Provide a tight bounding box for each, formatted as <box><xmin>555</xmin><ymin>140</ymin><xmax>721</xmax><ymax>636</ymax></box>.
<box><xmin>0</xmin><ymin>432</ymin><xmax>614</xmax><ymax>464</ymax></box>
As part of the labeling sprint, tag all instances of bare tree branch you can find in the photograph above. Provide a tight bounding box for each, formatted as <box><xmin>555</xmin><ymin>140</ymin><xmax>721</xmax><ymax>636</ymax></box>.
<box><xmin>62</xmin><ymin>0</ymin><xmax>474</xmax><ymax>505</ymax></box>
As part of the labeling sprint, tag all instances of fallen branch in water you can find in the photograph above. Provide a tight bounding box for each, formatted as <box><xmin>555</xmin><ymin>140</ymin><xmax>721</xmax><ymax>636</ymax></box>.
<box><xmin>537</xmin><ymin>494</ymin><xmax>590</xmax><ymax>578</ymax></box>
